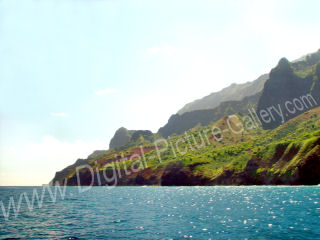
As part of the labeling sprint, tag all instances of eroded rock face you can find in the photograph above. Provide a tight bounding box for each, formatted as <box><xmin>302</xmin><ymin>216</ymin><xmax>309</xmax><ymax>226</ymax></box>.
<box><xmin>257</xmin><ymin>54</ymin><xmax>320</xmax><ymax>130</ymax></box>
<box><xmin>131</xmin><ymin>130</ymin><xmax>153</xmax><ymax>142</ymax></box>
<box><xmin>158</xmin><ymin>92</ymin><xmax>261</xmax><ymax>138</ymax></box>
<box><xmin>160</xmin><ymin>162</ymin><xmax>212</xmax><ymax>186</ymax></box>
<box><xmin>53</xmin><ymin>135</ymin><xmax>320</xmax><ymax>187</ymax></box>
<box><xmin>217</xmin><ymin>140</ymin><xmax>320</xmax><ymax>186</ymax></box>
<box><xmin>66</xmin><ymin>167</ymin><xmax>164</xmax><ymax>186</ymax></box>
<box><xmin>57</xmin><ymin>150</ymin><xmax>320</xmax><ymax>187</ymax></box>
<box><xmin>311</xmin><ymin>63</ymin><xmax>320</xmax><ymax>104</ymax></box>
<box><xmin>109</xmin><ymin>128</ymin><xmax>154</xmax><ymax>149</ymax></box>
<box><xmin>109</xmin><ymin>127</ymin><xmax>131</xmax><ymax>149</ymax></box>
<box><xmin>51</xmin><ymin>50</ymin><xmax>320</xmax><ymax>187</ymax></box>
<box><xmin>295</xmin><ymin>145</ymin><xmax>320</xmax><ymax>185</ymax></box>
<box><xmin>257</xmin><ymin>58</ymin><xmax>312</xmax><ymax>129</ymax></box>
<box><xmin>50</xmin><ymin>158</ymin><xmax>88</xmax><ymax>186</ymax></box>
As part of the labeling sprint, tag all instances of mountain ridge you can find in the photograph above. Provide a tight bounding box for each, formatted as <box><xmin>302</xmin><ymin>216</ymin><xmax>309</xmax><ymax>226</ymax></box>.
<box><xmin>109</xmin><ymin>127</ymin><xmax>154</xmax><ymax>150</ymax></box>
<box><xmin>177</xmin><ymin>73</ymin><xmax>269</xmax><ymax>115</ymax></box>
<box><xmin>158</xmin><ymin>91</ymin><xmax>261</xmax><ymax>138</ymax></box>
<box><xmin>51</xmin><ymin>106</ymin><xmax>320</xmax><ymax>186</ymax></box>
<box><xmin>50</xmin><ymin>48</ymin><xmax>320</xmax><ymax>186</ymax></box>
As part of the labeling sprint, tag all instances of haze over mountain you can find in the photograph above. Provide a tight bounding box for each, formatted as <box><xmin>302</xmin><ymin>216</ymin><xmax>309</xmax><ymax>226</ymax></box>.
<box><xmin>158</xmin><ymin>50</ymin><xmax>320</xmax><ymax>138</ymax></box>
<box><xmin>51</xmin><ymin>48</ymin><xmax>320</xmax><ymax>186</ymax></box>
<box><xmin>158</xmin><ymin>92</ymin><xmax>261</xmax><ymax>138</ymax></box>
<box><xmin>2</xmin><ymin>0</ymin><xmax>320</xmax><ymax>186</ymax></box>
<box><xmin>108</xmin><ymin>49</ymin><xmax>320</xmax><ymax>146</ymax></box>
<box><xmin>177</xmin><ymin>74</ymin><xmax>269</xmax><ymax>115</ymax></box>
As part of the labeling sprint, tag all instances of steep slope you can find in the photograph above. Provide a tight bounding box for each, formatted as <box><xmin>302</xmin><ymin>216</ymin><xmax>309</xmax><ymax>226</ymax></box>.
<box><xmin>109</xmin><ymin>127</ymin><xmax>154</xmax><ymax>149</ymax></box>
<box><xmin>158</xmin><ymin>91</ymin><xmax>260</xmax><ymax>138</ymax></box>
<box><xmin>311</xmin><ymin>63</ymin><xmax>320</xmax><ymax>103</ymax></box>
<box><xmin>50</xmin><ymin>150</ymin><xmax>108</xmax><ymax>185</ymax></box>
<box><xmin>51</xmin><ymin>48</ymin><xmax>320</xmax><ymax>187</ymax></box>
<box><xmin>109</xmin><ymin>127</ymin><xmax>131</xmax><ymax>149</ymax></box>
<box><xmin>177</xmin><ymin>74</ymin><xmax>268</xmax><ymax>115</ymax></box>
<box><xmin>257</xmin><ymin>50</ymin><xmax>320</xmax><ymax>129</ymax></box>
<box><xmin>160</xmin><ymin>50</ymin><xmax>320</xmax><ymax>138</ymax></box>
<box><xmin>51</xmin><ymin>107</ymin><xmax>320</xmax><ymax>186</ymax></box>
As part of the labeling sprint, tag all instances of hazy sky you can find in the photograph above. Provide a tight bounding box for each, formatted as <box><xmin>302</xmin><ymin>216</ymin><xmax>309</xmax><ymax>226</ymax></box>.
<box><xmin>1</xmin><ymin>0</ymin><xmax>320</xmax><ymax>186</ymax></box>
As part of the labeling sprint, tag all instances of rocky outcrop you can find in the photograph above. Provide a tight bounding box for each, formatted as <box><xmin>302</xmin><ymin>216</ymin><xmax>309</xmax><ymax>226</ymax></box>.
<box><xmin>131</xmin><ymin>130</ymin><xmax>153</xmax><ymax>142</ymax></box>
<box><xmin>62</xmin><ymin>150</ymin><xmax>320</xmax><ymax>186</ymax></box>
<box><xmin>311</xmin><ymin>63</ymin><xmax>320</xmax><ymax>104</ymax></box>
<box><xmin>109</xmin><ymin>128</ymin><xmax>154</xmax><ymax>149</ymax></box>
<box><xmin>65</xmin><ymin>167</ymin><xmax>164</xmax><ymax>186</ymax></box>
<box><xmin>257</xmin><ymin>51</ymin><xmax>320</xmax><ymax>130</ymax></box>
<box><xmin>51</xmin><ymin>49</ymin><xmax>320</xmax><ymax>187</ymax></box>
<box><xmin>52</xmin><ymin>147</ymin><xmax>320</xmax><ymax>187</ymax></box>
<box><xmin>160</xmin><ymin>162</ymin><xmax>212</xmax><ymax>186</ymax></box>
<box><xmin>109</xmin><ymin>127</ymin><xmax>131</xmax><ymax>149</ymax></box>
<box><xmin>220</xmin><ymin>138</ymin><xmax>320</xmax><ymax>185</ymax></box>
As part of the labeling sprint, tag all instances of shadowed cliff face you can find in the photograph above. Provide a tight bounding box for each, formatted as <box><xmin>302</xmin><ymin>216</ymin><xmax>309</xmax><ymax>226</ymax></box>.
<box><xmin>158</xmin><ymin>92</ymin><xmax>261</xmax><ymax>138</ymax></box>
<box><xmin>160</xmin><ymin>137</ymin><xmax>320</xmax><ymax>186</ymax></box>
<box><xmin>160</xmin><ymin>162</ymin><xmax>212</xmax><ymax>186</ymax></box>
<box><xmin>109</xmin><ymin>128</ymin><xmax>154</xmax><ymax>150</ymax></box>
<box><xmin>52</xmin><ymin>106</ymin><xmax>320</xmax><ymax>187</ymax></box>
<box><xmin>63</xmin><ymin>144</ymin><xmax>320</xmax><ymax>186</ymax></box>
<box><xmin>311</xmin><ymin>63</ymin><xmax>320</xmax><ymax>104</ymax></box>
<box><xmin>50</xmin><ymin>150</ymin><xmax>107</xmax><ymax>186</ymax></box>
<box><xmin>296</xmin><ymin>145</ymin><xmax>320</xmax><ymax>185</ymax></box>
<box><xmin>109</xmin><ymin>127</ymin><xmax>131</xmax><ymax>149</ymax></box>
<box><xmin>61</xmin><ymin>135</ymin><xmax>320</xmax><ymax>186</ymax></box>
<box><xmin>51</xmin><ymin>50</ymin><xmax>320</xmax><ymax>187</ymax></box>
<box><xmin>257</xmin><ymin>57</ymin><xmax>320</xmax><ymax>130</ymax></box>
<box><xmin>240</xmin><ymin>139</ymin><xmax>320</xmax><ymax>185</ymax></box>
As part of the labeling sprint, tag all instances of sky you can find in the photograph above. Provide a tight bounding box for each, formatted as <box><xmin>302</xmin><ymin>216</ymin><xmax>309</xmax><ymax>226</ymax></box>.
<box><xmin>1</xmin><ymin>0</ymin><xmax>320</xmax><ymax>186</ymax></box>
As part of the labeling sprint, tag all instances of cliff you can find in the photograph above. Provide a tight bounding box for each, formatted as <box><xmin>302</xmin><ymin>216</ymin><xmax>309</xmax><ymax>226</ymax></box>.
<box><xmin>257</xmin><ymin>54</ymin><xmax>320</xmax><ymax>129</ymax></box>
<box><xmin>177</xmin><ymin>74</ymin><xmax>268</xmax><ymax>115</ymax></box>
<box><xmin>51</xmin><ymin>107</ymin><xmax>320</xmax><ymax>186</ymax></box>
<box><xmin>51</xmin><ymin>48</ymin><xmax>320</xmax><ymax>187</ymax></box>
<box><xmin>109</xmin><ymin>127</ymin><xmax>154</xmax><ymax>149</ymax></box>
<box><xmin>158</xmin><ymin>92</ymin><xmax>261</xmax><ymax>138</ymax></box>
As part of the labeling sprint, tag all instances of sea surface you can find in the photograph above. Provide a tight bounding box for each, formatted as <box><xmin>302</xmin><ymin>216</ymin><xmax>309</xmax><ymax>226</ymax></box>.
<box><xmin>0</xmin><ymin>186</ymin><xmax>319</xmax><ymax>239</ymax></box>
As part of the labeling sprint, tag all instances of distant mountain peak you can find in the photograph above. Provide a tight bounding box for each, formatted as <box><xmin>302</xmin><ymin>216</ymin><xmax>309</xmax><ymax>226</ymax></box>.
<box><xmin>177</xmin><ymin>74</ymin><xmax>269</xmax><ymax>115</ymax></box>
<box><xmin>109</xmin><ymin>127</ymin><xmax>131</xmax><ymax>149</ymax></box>
<box><xmin>257</xmin><ymin>50</ymin><xmax>320</xmax><ymax>129</ymax></box>
<box><xmin>270</xmin><ymin>57</ymin><xmax>293</xmax><ymax>79</ymax></box>
<box><xmin>278</xmin><ymin>57</ymin><xmax>291</xmax><ymax>67</ymax></box>
<box><xmin>109</xmin><ymin>127</ymin><xmax>154</xmax><ymax>149</ymax></box>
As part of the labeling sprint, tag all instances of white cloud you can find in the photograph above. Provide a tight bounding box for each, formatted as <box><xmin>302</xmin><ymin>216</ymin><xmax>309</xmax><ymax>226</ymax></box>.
<box><xmin>50</xmin><ymin>112</ymin><xmax>69</xmax><ymax>117</ymax></box>
<box><xmin>94</xmin><ymin>88</ymin><xmax>119</xmax><ymax>96</ymax></box>
<box><xmin>0</xmin><ymin>136</ymin><xmax>107</xmax><ymax>186</ymax></box>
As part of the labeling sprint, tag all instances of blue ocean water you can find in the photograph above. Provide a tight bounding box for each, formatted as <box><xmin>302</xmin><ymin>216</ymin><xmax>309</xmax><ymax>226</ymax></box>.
<box><xmin>0</xmin><ymin>186</ymin><xmax>319</xmax><ymax>239</ymax></box>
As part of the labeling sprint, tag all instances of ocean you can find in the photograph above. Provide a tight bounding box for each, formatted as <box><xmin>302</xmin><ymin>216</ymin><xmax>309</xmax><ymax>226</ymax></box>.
<box><xmin>0</xmin><ymin>186</ymin><xmax>319</xmax><ymax>239</ymax></box>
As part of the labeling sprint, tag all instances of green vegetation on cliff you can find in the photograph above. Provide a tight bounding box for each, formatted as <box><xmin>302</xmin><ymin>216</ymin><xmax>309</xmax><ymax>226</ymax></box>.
<box><xmin>51</xmin><ymin>107</ymin><xmax>320</xmax><ymax>186</ymax></box>
<box><xmin>51</xmin><ymin>49</ymin><xmax>320</xmax><ymax>186</ymax></box>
